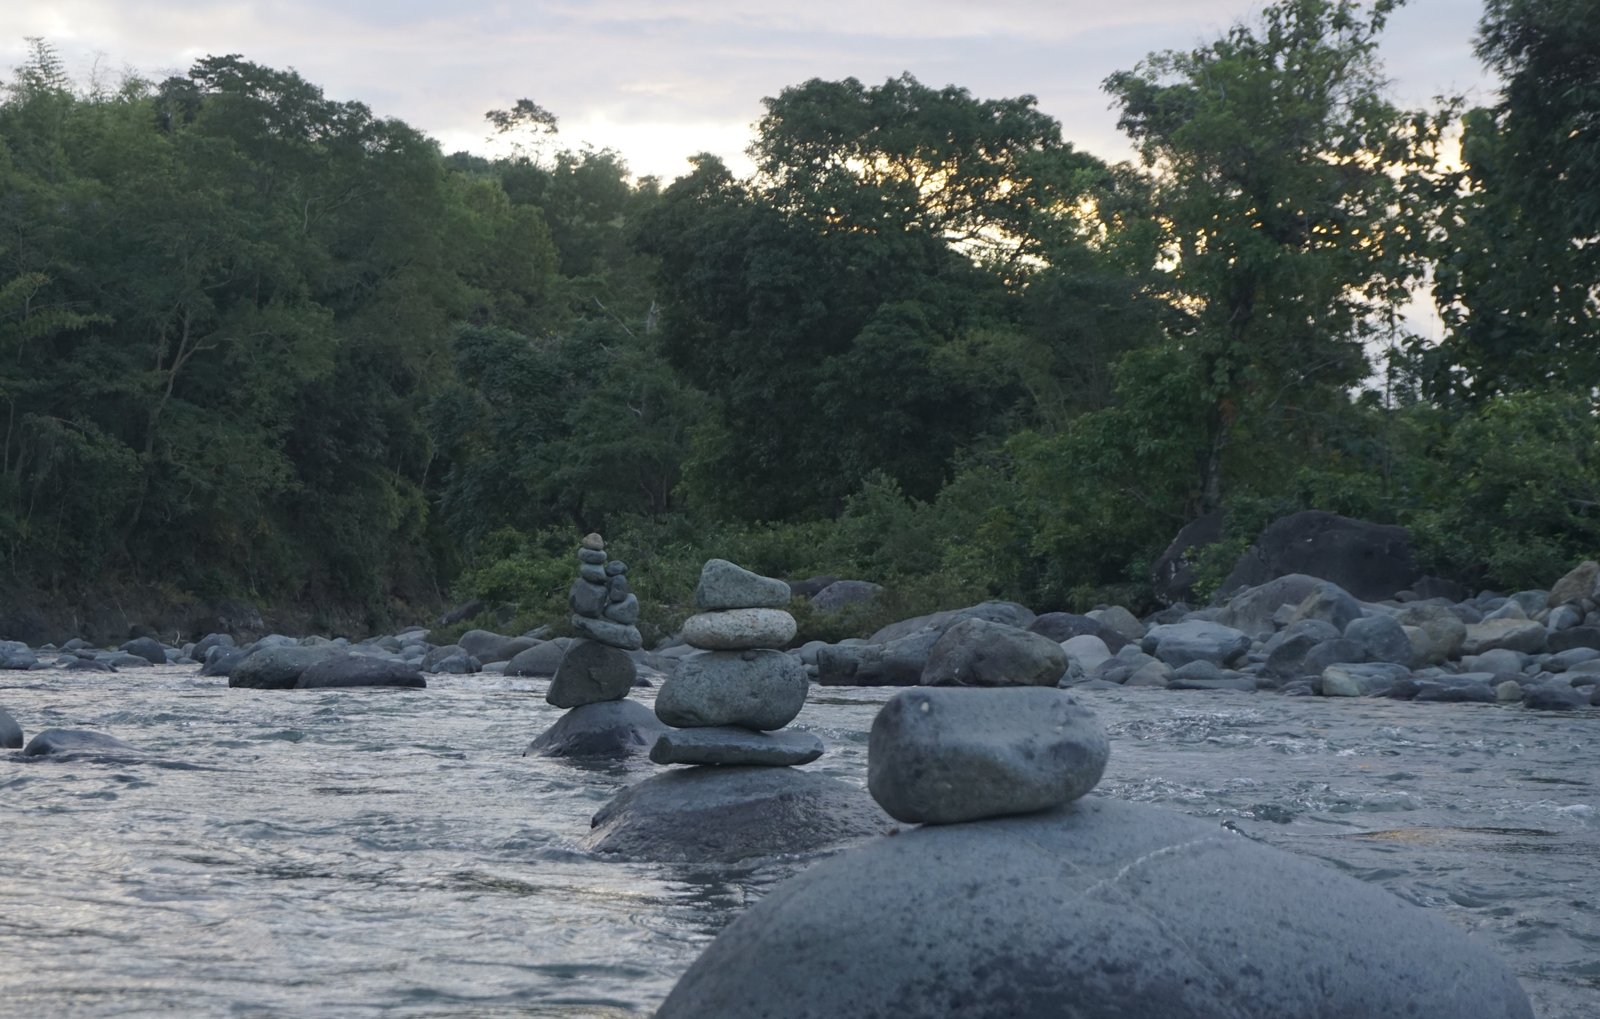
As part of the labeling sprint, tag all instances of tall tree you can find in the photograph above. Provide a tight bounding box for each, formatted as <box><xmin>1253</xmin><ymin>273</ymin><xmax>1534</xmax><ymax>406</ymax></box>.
<box><xmin>1105</xmin><ymin>0</ymin><xmax>1436</xmax><ymax>514</ymax></box>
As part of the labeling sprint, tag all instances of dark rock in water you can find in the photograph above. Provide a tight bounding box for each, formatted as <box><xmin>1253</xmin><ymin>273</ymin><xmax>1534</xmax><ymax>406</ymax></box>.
<box><xmin>22</xmin><ymin>728</ymin><xmax>142</xmax><ymax>758</ymax></box>
<box><xmin>922</xmin><ymin>617</ymin><xmax>1067</xmax><ymax>688</ymax></box>
<box><xmin>868</xmin><ymin>600</ymin><xmax>1035</xmax><ymax>645</ymax></box>
<box><xmin>1169</xmin><ymin>675</ymin><xmax>1258</xmax><ymax>692</ymax></box>
<box><xmin>0</xmin><ymin>642</ymin><xmax>39</xmax><ymax>670</ymax></box>
<box><xmin>0</xmin><ymin>705</ymin><xmax>21</xmax><ymax>748</ymax></box>
<box><xmin>229</xmin><ymin>645</ymin><xmax>339</xmax><ymax>689</ymax></box>
<box><xmin>201</xmin><ymin>645</ymin><xmax>250</xmax><ymax>677</ymax></box>
<box><xmin>119</xmin><ymin>636</ymin><xmax>168</xmax><ymax>665</ymax></box>
<box><xmin>1522</xmin><ymin>681</ymin><xmax>1591</xmax><ymax>711</ymax></box>
<box><xmin>505</xmin><ymin>640</ymin><xmax>566</xmax><ymax>677</ymax></box>
<box><xmin>547</xmin><ymin>639</ymin><xmax>636</xmax><ymax>707</ymax></box>
<box><xmin>655</xmin><ymin>649</ymin><xmax>808</xmax><ymax>730</ymax></box>
<box><xmin>655</xmin><ymin>796</ymin><xmax>1534</xmax><ymax>1019</ymax></box>
<box><xmin>456</xmin><ymin>629</ymin><xmax>537</xmax><ymax>664</ymax></box>
<box><xmin>296</xmin><ymin>655</ymin><xmax>425</xmax><ymax>689</ymax></box>
<box><xmin>1141</xmin><ymin>620</ymin><xmax>1251</xmax><ymax>669</ymax></box>
<box><xmin>192</xmin><ymin>632</ymin><xmax>235</xmax><ymax>662</ymax></box>
<box><xmin>649</xmin><ymin>727</ymin><xmax>825</xmax><ymax>767</ymax></box>
<box><xmin>868</xmin><ymin>687</ymin><xmax>1107</xmax><ymax>825</ymax></box>
<box><xmin>810</xmin><ymin>580</ymin><xmax>884</xmax><ymax>613</ymax></box>
<box><xmin>1393</xmin><ymin>676</ymin><xmax>1498</xmax><ymax>703</ymax></box>
<box><xmin>1150</xmin><ymin>509</ymin><xmax>1224</xmax><ymax>606</ymax></box>
<box><xmin>105</xmin><ymin>652</ymin><xmax>154</xmax><ymax>669</ymax></box>
<box><xmin>64</xmin><ymin>658</ymin><xmax>115</xmax><ymax>672</ymax></box>
<box><xmin>524</xmin><ymin>699</ymin><xmax>665</xmax><ymax>759</ymax></box>
<box><xmin>583</xmin><ymin>766</ymin><xmax>890</xmax><ymax>863</ymax></box>
<box><xmin>1218</xmin><ymin>510</ymin><xmax>1419</xmax><ymax>602</ymax></box>
<box><xmin>815</xmin><ymin>630</ymin><xmax>940</xmax><ymax>687</ymax></box>
<box><xmin>695</xmin><ymin>558</ymin><xmax>793</xmax><ymax>611</ymax></box>
<box><xmin>1027</xmin><ymin>612</ymin><xmax>1126</xmax><ymax>653</ymax></box>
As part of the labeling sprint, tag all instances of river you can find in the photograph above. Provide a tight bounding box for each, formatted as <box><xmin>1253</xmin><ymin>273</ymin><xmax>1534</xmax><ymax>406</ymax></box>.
<box><xmin>2</xmin><ymin>666</ymin><xmax>1595</xmax><ymax>1017</ymax></box>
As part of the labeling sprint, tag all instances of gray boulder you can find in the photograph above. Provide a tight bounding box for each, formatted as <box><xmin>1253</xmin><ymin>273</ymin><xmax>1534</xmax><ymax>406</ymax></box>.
<box><xmin>524</xmin><ymin>699</ymin><xmax>665</xmax><ymax>759</ymax></box>
<box><xmin>229</xmin><ymin>645</ymin><xmax>340</xmax><ymax>689</ymax></box>
<box><xmin>654</xmin><ymin>649</ymin><xmax>808</xmax><ymax>730</ymax></box>
<box><xmin>1141</xmin><ymin>620</ymin><xmax>1251</xmax><ymax>669</ymax></box>
<box><xmin>868</xmin><ymin>601</ymin><xmax>1035</xmax><ymax>645</ymax></box>
<box><xmin>868</xmin><ymin>687</ymin><xmax>1108</xmax><ymax>825</ymax></box>
<box><xmin>1548</xmin><ymin>625</ymin><xmax>1600</xmax><ymax>653</ymax></box>
<box><xmin>1027</xmin><ymin>612</ymin><xmax>1125</xmax><ymax>652</ymax></box>
<box><xmin>1547</xmin><ymin>560</ymin><xmax>1599</xmax><ymax>608</ymax></box>
<box><xmin>649</xmin><ymin>727</ymin><xmax>825</xmax><ymax>767</ymax></box>
<box><xmin>810</xmin><ymin>579</ymin><xmax>884</xmax><ymax>612</ymax></box>
<box><xmin>1300</xmin><ymin>637</ymin><xmax>1368</xmax><ymax>676</ymax></box>
<box><xmin>1262</xmin><ymin>618</ymin><xmax>1341</xmax><ymax>678</ymax></box>
<box><xmin>695</xmin><ymin>558</ymin><xmax>793</xmax><ymax>610</ymax></box>
<box><xmin>1522</xmin><ymin>680</ymin><xmax>1591</xmax><ymax>711</ymax></box>
<box><xmin>456</xmin><ymin>629</ymin><xmax>537</xmax><ymax>664</ymax></box>
<box><xmin>546</xmin><ymin>639</ymin><xmax>636</xmax><ymax>707</ymax></box>
<box><xmin>201</xmin><ymin>645</ymin><xmax>249</xmax><ymax>677</ymax></box>
<box><xmin>1344</xmin><ymin>614</ymin><xmax>1415</xmax><ymax>666</ymax></box>
<box><xmin>582</xmin><ymin>766</ymin><xmax>891</xmax><ymax>863</ymax></box>
<box><xmin>1319</xmin><ymin>662</ymin><xmax>1410</xmax><ymax>697</ymax></box>
<box><xmin>1288</xmin><ymin>582</ymin><xmax>1364</xmax><ymax>632</ymax></box>
<box><xmin>295</xmin><ymin>655</ymin><xmax>426</xmax><ymax>689</ymax></box>
<box><xmin>1213</xmin><ymin>573</ymin><xmax>1329</xmax><ymax>637</ymax></box>
<box><xmin>1150</xmin><ymin>509</ymin><xmax>1224</xmax><ymax>605</ymax></box>
<box><xmin>0</xmin><ymin>643</ymin><xmax>39</xmax><ymax>670</ymax></box>
<box><xmin>1218</xmin><ymin>510</ymin><xmax>1420</xmax><ymax>602</ymax></box>
<box><xmin>1396</xmin><ymin>603</ymin><xmax>1468</xmax><ymax>662</ymax></box>
<box><xmin>1086</xmin><ymin>605</ymin><xmax>1145</xmax><ymax>643</ymax></box>
<box><xmin>0</xmin><ymin>705</ymin><xmax>21</xmax><ymax>748</ymax></box>
<box><xmin>119</xmin><ymin>636</ymin><xmax>168</xmax><ymax>665</ymax></box>
<box><xmin>681</xmin><ymin>608</ymin><xmax>796</xmax><ymax>650</ymax></box>
<box><xmin>1059</xmin><ymin>634</ymin><xmax>1113</xmax><ymax>674</ymax></box>
<box><xmin>815</xmin><ymin>629</ymin><xmax>942</xmax><ymax>686</ymax></box>
<box><xmin>921</xmin><ymin>617</ymin><xmax>1068</xmax><ymax>687</ymax></box>
<box><xmin>505</xmin><ymin>639</ymin><xmax>566</xmax><ymax>676</ymax></box>
<box><xmin>1463</xmin><ymin>618</ymin><xmax>1548</xmax><ymax>655</ymax></box>
<box><xmin>656</xmin><ymin>796</ymin><xmax>1532</xmax><ymax>1019</ymax></box>
<box><xmin>192</xmin><ymin>632</ymin><xmax>235</xmax><ymax>661</ymax></box>
<box><xmin>22</xmin><ymin>728</ymin><xmax>142</xmax><ymax>758</ymax></box>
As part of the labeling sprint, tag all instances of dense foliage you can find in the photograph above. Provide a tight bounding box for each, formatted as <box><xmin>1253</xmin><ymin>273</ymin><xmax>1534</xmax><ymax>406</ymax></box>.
<box><xmin>2</xmin><ymin>0</ymin><xmax>1597</xmax><ymax>638</ymax></box>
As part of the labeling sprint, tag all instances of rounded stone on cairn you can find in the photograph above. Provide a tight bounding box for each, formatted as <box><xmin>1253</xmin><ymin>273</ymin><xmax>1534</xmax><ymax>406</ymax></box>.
<box><xmin>654</xmin><ymin>796</ymin><xmax>1534</xmax><ymax>1019</ymax></box>
<box><xmin>650</xmin><ymin>727</ymin><xmax>825</xmax><ymax>767</ymax></box>
<box><xmin>602</xmin><ymin>593</ymin><xmax>640</xmax><ymax>625</ymax></box>
<box><xmin>655</xmin><ymin>649</ymin><xmax>808</xmax><ymax>730</ymax></box>
<box><xmin>571</xmin><ymin>614</ymin><xmax>643</xmax><ymax>651</ymax></box>
<box><xmin>607</xmin><ymin>574</ymin><xmax>630</xmax><ymax>601</ymax></box>
<box><xmin>868</xmin><ymin>687</ymin><xmax>1108</xmax><ymax>825</ymax></box>
<box><xmin>547</xmin><ymin>638</ymin><xmax>637</xmax><ymax>708</ymax></box>
<box><xmin>682</xmin><ymin>608</ymin><xmax>796</xmax><ymax>651</ymax></box>
<box><xmin>577</xmin><ymin>547</ymin><xmax>606</xmax><ymax>565</ymax></box>
<box><xmin>694</xmin><ymin>558</ymin><xmax>793</xmax><ymax>611</ymax></box>
<box><xmin>568</xmin><ymin>578</ymin><xmax>608</xmax><ymax>617</ymax></box>
<box><xmin>525</xmin><ymin>698</ymin><xmax>664</xmax><ymax>758</ymax></box>
<box><xmin>605</xmin><ymin>559</ymin><xmax>627</xmax><ymax>576</ymax></box>
<box><xmin>581</xmin><ymin>532</ymin><xmax>605</xmax><ymax>551</ymax></box>
<box><xmin>580</xmin><ymin>563</ymin><xmax>607</xmax><ymax>584</ymax></box>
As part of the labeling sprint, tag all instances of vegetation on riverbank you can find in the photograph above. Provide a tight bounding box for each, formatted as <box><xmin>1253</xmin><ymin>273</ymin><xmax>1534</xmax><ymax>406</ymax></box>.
<box><xmin>1</xmin><ymin>0</ymin><xmax>1596</xmax><ymax>640</ymax></box>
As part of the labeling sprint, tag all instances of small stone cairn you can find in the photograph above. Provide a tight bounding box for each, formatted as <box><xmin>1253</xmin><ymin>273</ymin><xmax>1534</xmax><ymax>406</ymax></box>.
<box><xmin>649</xmin><ymin>559</ymin><xmax>822</xmax><ymax>766</ymax></box>
<box><xmin>547</xmin><ymin>532</ymin><xmax>641</xmax><ymax>710</ymax></box>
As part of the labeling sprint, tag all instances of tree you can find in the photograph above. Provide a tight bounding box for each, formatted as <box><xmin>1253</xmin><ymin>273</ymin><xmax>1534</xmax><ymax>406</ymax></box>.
<box><xmin>1105</xmin><ymin>0</ymin><xmax>1437</xmax><ymax>514</ymax></box>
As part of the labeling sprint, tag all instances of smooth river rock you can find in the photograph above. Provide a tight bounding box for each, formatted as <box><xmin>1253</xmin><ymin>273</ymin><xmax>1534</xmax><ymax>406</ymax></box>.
<box><xmin>920</xmin><ymin>617</ymin><xmax>1068</xmax><ymax>688</ymax></box>
<box><xmin>681</xmin><ymin>608</ymin><xmax>796</xmax><ymax>651</ymax></box>
<box><xmin>583</xmin><ymin>766</ymin><xmax>891</xmax><ymax>863</ymax></box>
<box><xmin>654</xmin><ymin>649</ymin><xmax>808</xmax><ymax>730</ymax></box>
<box><xmin>295</xmin><ymin>655</ymin><xmax>426</xmax><ymax>689</ymax></box>
<box><xmin>230</xmin><ymin>645</ymin><xmax>340</xmax><ymax>689</ymax></box>
<box><xmin>694</xmin><ymin>558</ymin><xmax>793</xmax><ymax>611</ymax></box>
<box><xmin>655</xmin><ymin>796</ymin><xmax>1534</xmax><ymax>1019</ymax></box>
<box><xmin>649</xmin><ymin>727</ymin><xmax>825</xmax><ymax>767</ymax></box>
<box><xmin>21</xmin><ymin>728</ymin><xmax>142</xmax><ymax>759</ymax></box>
<box><xmin>0</xmin><ymin>705</ymin><xmax>22</xmax><ymax>748</ymax></box>
<box><xmin>524</xmin><ymin>699</ymin><xmax>665</xmax><ymax>759</ymax></box>
<box><xmin>867</xmin><ymin>687</ymin><xmax>1108</xmax><ymax>824</ymax></box>
<box><xmin>546</xmin><ymin>639</ymin><xmax>636</xmax><ymax>707</ymax></box>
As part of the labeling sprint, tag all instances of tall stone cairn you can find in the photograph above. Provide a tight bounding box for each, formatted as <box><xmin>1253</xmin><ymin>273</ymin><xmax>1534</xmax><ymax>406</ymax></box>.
<box><xmin>547</xmin><ymin>533</ymin><xmax>641</xmax><ymax>709</ymax></box>
<box><xmin>649</xmin><ymin>559</ymin><xmax>822</xmax><ymax>766</ymax></box>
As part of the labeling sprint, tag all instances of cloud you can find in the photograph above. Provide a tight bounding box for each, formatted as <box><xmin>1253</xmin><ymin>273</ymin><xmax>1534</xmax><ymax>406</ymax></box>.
<box><xmin>0</xmin><ymin>0</ymin><xmax>1494</xmax><ymax>182</ymax></box>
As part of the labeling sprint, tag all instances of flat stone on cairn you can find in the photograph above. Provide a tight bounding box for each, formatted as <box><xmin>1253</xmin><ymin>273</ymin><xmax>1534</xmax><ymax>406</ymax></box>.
<box><xmin>681</xmin><ymin>608</ymin><xmax>796</xmax><ymax>650</ymax></box>
<box><xmin>650</xmin><ymin>727</ymin><xmax>824</xmax><ymax>767</ymax></box>
<box><xmin>527</xmin><ymin>533</ymin><xmax>652</xmax><ymax>758</ymax></box>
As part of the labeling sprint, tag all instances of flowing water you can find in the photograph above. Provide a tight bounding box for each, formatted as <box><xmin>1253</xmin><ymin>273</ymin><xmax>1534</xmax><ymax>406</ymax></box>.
<box><xmin>2</xmin><ymin>666</ymin><xmax>1596</xmax><ymax>1017</ymax></box>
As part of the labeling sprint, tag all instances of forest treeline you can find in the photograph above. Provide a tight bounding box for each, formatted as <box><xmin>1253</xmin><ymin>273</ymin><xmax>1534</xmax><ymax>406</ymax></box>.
<box><xmin>0</xmin><ymin>0</ymin><xmax>1596</xmax><ymax>638</ymax></box>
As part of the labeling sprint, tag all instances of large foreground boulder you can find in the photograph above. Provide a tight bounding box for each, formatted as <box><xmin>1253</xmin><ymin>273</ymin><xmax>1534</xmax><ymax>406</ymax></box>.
<box><xmin>656</xmin><ymin>796</ymin><xmax>1532</xmax><ymax>1018</ymax></box>
<box><xmin>1218</xmin><ymin>510</ymin><xmax>1419</xmax><ymax>602</ymax></box>
<box><xmin>582</xmin><ymin>766</ymin><xmax>891</xmax><ymax>863</ymax></box>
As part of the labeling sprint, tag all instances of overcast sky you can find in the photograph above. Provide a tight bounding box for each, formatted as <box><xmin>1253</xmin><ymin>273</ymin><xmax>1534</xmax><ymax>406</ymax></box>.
<box><xmin>3</xmin><ymin>0</ymin><xmax>1495</xmax><ymax>183</ymax></box>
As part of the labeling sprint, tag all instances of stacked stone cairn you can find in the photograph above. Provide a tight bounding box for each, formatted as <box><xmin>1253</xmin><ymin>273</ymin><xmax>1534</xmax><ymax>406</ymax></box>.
<box><xmin>525</xmin><ymin>533</ymin><xmax>666</xmax><ymax>759</ymax></box>
<box><xmin>649</xmin><ymin>559</ymin><xmax>822</xmax><ymax>767</ymax></box>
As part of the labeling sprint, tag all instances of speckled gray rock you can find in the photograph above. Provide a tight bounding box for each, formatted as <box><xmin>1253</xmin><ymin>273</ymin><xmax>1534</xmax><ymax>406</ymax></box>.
<box><xmin>547</xmin><ymin>639</ymin><xmax>636</xmax><ymax>707</ymax></box>
<box><xmin>504</xmin><ymin>639</ymin><xmax>566</xmax><ymax>676</ymax></box>
<box><xmin>682</xmin><ymin>608</ymin><xmax>796</xmax><ymax>651</ymax></box>
<box><xmin>524</xmin><ymin>699</ymin><xmax>665</xmax><ymax>758</ymax></box>
<box><xmin>22</xmin><ymin>728</ymin><xmax>142</xmax><ymax>758</ymax></box>
<box><xmin>296</xmin><ymin>655</ymin><xmax>426</xmax><ymax>689</ymax></box>
<box><xmin>868</xmin><ymin>687</ymin><xmax>1108</xmax><ymax>825</ymax></box>
<box><xmin>649</xmin><ymin>727</ymin><xmax>825</xmax><ymax>767</ymax></box>
<box><xmin>0</xmin><ymin>705</ymin><xmax>21</xmax><ymax>748</ymax></box>
<box><xmin>655</xmin><ymin>649</ymin><xmax>808</xmax><ymax>730</ymax></box>
<box><xmin>655</xmin><ymin>796</ymin><xmax>1534</xmax><ymax>1019</ymax></box>
<box><xmin>1214</xmin><ymin>574</ymin><xmax>1331</xmax><ymax>637</ymax></box>
<box><xmin>922</xmin><ymin>617</ymin><xmax>1068</xmax><ymax>688</ymax></box>
<box><xmin>1463</xmin><ymin>618</ymin><xmax>1548</xmax><ymax>655</ymax></box>
<box><xmin>695</xmin><ymin>558</ymin><xmax>793</xmax><ymax>610</ymax></box>
<box><xmin>1344</xmin><ymin>614</ymin><xmax>1415</xmax><ymax>666</ymax></box>
<box><xmin>583</xmin><ymin>766</ymin><xmax>890</xmax><ymax>863</ymax></box>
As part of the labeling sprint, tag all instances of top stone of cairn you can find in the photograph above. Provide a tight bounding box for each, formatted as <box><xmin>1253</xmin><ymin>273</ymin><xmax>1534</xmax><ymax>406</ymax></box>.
<box><xmin>581</xmin><ymin>532</ymin><xmax>605</xmax><ymax>551</ymax></box>
<box><xmin>694</xmin><ymin>559</ymin><xmax>792</xmax><ymax>611</ymax></box>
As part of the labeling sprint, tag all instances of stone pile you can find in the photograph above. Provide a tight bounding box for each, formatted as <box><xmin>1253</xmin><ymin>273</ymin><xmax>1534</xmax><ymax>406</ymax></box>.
<box><xmin>650</xmin><ymin>559</ymin><xmax>820</xmax><ymax>766</ymax></box>
<box><xmin>525</xmin><ymin>534</ymin><xmax>664</xmax><ymax>758</ymax></box>
<box><xmin>655</xmin><ymin>685</ymin><xmax>1536</xmax><ymax>1019</ymax></box>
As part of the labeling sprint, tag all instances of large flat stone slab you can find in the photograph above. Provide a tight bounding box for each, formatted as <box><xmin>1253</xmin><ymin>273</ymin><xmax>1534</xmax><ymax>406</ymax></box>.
<box><xmin>650</xmin><ymin>727</ymin><xmax>825</xmax><ymax>767</ymax></box>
